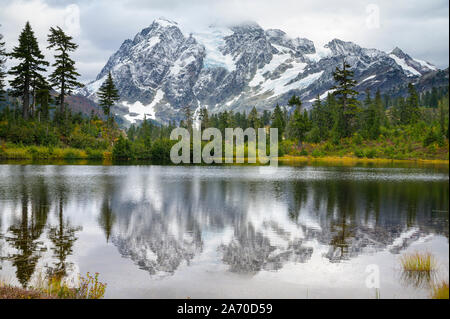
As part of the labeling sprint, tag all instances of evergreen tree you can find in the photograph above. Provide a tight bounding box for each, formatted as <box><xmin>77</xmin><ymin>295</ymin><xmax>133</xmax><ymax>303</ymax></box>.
<box><xmin>406</xmin><ymin>83</ymin><xmax>420</xmax><ymax>124</ymax></box>
<box><xmin>0</xmin><ymin>25</ymin><xmax>6</xmax><ymax>102</ymax></box>
<box><xmin>398</xmin><ymin>97</ymin><xmax>408</xmax><ymax>125</ymax></box>
<box><xmin>127</xmin><ymin>124</ymin><xmax>137</xmax><ymax>141</ymax></box>
<box><xmin>218</xmin><ymin>110</ymin><xmax>232</xmax><ymax>134</ymax></box>
<box><xmin>198</xmin><ymin>107</ymin><xmax>210</xmax><ymax>130</ymax></box>
<box><xmin>374</xmin><ymin>89</ymin><xmax>386</xmax><ymax>127</ymax></box>
<box><xmin>247</xmin><ymin>106</ymin><xmax>261</xmax><ymax>129</ymax></box>
<box><xmin>363</xmin><ymin>88</ymin><xmax>372</xmax><ymax>109</ymax></box>
<box><xmin>325</xmin><ymin>92</ymin><xmax>337</xmax><ymax>131</ymax></box>
<box><xmin>271</xmin><ymin>103</ymin><xmax>285</xmax><ymax>142</ymax></box>
<box><xmin>331</xmin><ymin>59</ymin><xmax>359</xmax><ymax>138</ymax></box>
<box><xmin>288</xmin><ymin>95</ymin><xmax>302</xmax><ymax>111</ymax></box>
<box><xmin>30</xmin><ymin>70</ymin><xmax>49</xmax><ymax>117</ymax></box>
<box><xmin>310</xmin><ymin>94</ymin><xmax>330</xmax><ymax>141</ymax></box>
<box><xmin>181</xmin><ymin>104</ymin><xmax>193</xmax><ymax>132</ymax></box>
<box><xmin>139</xmin><ymin>116</ymin><xmax>153</xmax><ymax>147</ymax></box>
<box><xmin>286</xmin><ymin>95</ymin><xmax>310</xmax><ymax>147</ymax></box>
<box><xmin>97</xmin><ymin>72</ymin><xmax>120</xmax><ymax>124</ymax></box>
<box><xmin>35</xmin><ymin>78</ymin><xmax>53</xmax><ymax>122</ymax></box>
<box><xmin>430</xmin><ymin>87</ymin><xmax>438</xmax><ymax>108</ymax></box>
<box><xmin>8</xmin><ymin>22</ymin><xmax>49</xmax><ymax>119</ymax></box>
<box><xmin>362</xmin><ymin>89</ymin><xmax>380</xmax><ymax>139</ymax></box>
<box><xmin>262</xmin><ymin>110</ymin><xmax>271</xmax><ymax>126</ymax></box>
<box><xmin>47</xmin><ymin>26</ymin><xmax>84</xmax><ymax>114</ymax></box>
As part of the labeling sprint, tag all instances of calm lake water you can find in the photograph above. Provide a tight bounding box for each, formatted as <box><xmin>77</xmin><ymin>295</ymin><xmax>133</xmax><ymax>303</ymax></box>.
<box><xmin>0</xmin><ymin>163</ymin><xmax>448</xmax><ymax>298</ymax></box>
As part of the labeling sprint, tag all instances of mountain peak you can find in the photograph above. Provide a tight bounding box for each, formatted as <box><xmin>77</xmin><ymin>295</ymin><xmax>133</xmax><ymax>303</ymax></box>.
<box><xmin>153</xmin><ymin>17</ymin><xmax>178</xmax><ymax>27</ymax></box>
<box><xmin>391</xmin><ymin>47</ymin><xmax>409</xmax><ymax>59</ymax></box>
<box><xmin>265</xmin><ymin>29</ymin><xmax>287</xmax><ymax>37</ymax></box>
<box><xmin>230</xmin><ymin>21</ymin><xmax>262</xmax><ymax>31</ymax></box>
<box><xmin>325</xmin><ymin>38</ymin><xmax>361</xmax><ymax>55</ymax></box>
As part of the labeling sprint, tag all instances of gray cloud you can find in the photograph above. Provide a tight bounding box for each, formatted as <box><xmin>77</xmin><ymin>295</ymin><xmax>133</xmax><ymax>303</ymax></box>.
<box><xmin>0</xmin><ymin>0</ymin><xmax>448</xmax><ymax>83</ymax></box>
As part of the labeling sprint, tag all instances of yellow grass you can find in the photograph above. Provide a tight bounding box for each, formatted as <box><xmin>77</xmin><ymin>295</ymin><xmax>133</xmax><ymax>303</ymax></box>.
<box><xmin>431</xmin><ymin>281</ymin><xmax>449</xmax><ymax>299</ymax></box>
<box><xmin>400</xmin><ymin>252</ymin><xmax>437</xmax><ymax>272</ymax></box>
<box><xmin>279</xmin><ymin>155</ymin><xmax>449</xmax><ymax>166</ymax></box>
<box><xmin>0</xmin><ymin>272</ymin><xmax>106</xmax><ymax>299</ymax></box>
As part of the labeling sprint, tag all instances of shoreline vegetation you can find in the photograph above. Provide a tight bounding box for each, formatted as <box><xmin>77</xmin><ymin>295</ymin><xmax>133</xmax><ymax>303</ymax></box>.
<box><xmin>1</xmin><ymin>145</ymin><xmax>449</xmax><ymax>165</ymax></box>
<box><xmin>1</xmin><ymin>136</ymin><xmax>448</xmax><ymax>165</ymax></box>
<box><xmin>0</xmin><ymin>272</ymin><xmax>106</xmax><ymax>299</ymax></box>
<box><xmin>1</xmin><ymin>149</ymin><xmax>448</xmax><ymax>166</ymax></box>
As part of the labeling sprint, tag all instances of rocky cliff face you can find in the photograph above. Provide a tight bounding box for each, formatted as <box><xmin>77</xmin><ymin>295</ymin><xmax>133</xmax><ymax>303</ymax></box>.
<box><xmin>78</xmin><ymin>18</ymin><xmax>440</xmax><ymax>125</ymax></box>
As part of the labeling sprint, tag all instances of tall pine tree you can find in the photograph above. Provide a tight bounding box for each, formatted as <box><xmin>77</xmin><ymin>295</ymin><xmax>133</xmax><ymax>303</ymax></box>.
<box><xmin>98</xmin><ymin>72</ymin><xmax>120</xmax><ymax>125</ymax></box>
<box><xmin>271</xmin><ymin>103</ymin><xmax>285</xmax><ymax>143</ymax></box>
<box><xmin>248</xmin><ymin>106</ymin><xmax>261</xmax><ymax>130</ymax></box>
<box><xmin>181</xmin><ymin>104</ymin><xmax>193</xmax><ymax>132</ymax></box>
<box><xmin>34</xmin><ymin>77</ymin><xmax>53</xmax><ymax>122</ymax></box>
<box><xmin>198</xmin><ymin>107</ymin><xmax>210</xmax><ymax>130</ymax></box>
<box><xmin>310</xmin><ymin>94</ymin><xmax>330</xmax><ymax>141</ymax></box>
<box><xmin>331</xmin><ymin>59</ymin><xmax>359</xmax><ymax>138</ymax></box>
<box><xmin>362</xmin><ymin>89</ymin><xmax>380</xmax><ymax>139</ymax></box>
<box><xmin>286</xmin><ymin>95</ymin><xmax>310</xmax><ymax>147</ymax></box>
<box><xmin>8</xmin><ymin>22</ymin><xmax>48</xmax><ymax>119</ymax></box>
<box><xmin>406</xmin><ymin>83</ymin><xmax>420</xmax><ymax>124</ymax></box>
<box><xmin>47</xmin><ymin>26</ymin><xmax>84</xmax><ymax>115</ymax></box>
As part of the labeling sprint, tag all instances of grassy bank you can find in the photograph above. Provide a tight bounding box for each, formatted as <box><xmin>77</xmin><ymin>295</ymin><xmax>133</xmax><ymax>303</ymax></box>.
<box><xmin>279</xmin><ymin>136</ymin><xmax>449</xmax><ymax>162</ymax></box>
<box><xmin>1</xmin><ymin>139</ymin><xmax>448</xmax><ymax>165</ymax></box>
<box><xmin>0</xmin><ymin>272</ymin><xmax>106</xmax><ymax>299</ymax></box>
<box><xmin>0</xmin><ymin>144</ymin><xmax>112</xmax><ymax>161</ymax></box>
<box><xmin>279</xmin><ymin>155</ymin><xmax>449</xmax><ymax>166</ymax></box>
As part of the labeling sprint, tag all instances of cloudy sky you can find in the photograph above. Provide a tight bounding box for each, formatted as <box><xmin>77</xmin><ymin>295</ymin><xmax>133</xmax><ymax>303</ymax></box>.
<box><xmin>0</xmin><ymin>0</ymin><xmax>448</xmax><ymax>83</ymax></box>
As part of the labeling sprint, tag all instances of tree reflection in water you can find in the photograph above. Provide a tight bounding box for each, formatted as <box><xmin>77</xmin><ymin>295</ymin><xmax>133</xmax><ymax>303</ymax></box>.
<box><xmin>0</xmin><ymin>165</ymin><xmax>448</xmax><ymax>282</ymax></box>
<box><xmin>47</xmin><ymin>191</ymin><xmax>82</xmax><ymax>279</ymax></box>
<box><xmin>5</xmin><ymin>173</ymin><xmax>49</xmax><ymax>287</ymax></box>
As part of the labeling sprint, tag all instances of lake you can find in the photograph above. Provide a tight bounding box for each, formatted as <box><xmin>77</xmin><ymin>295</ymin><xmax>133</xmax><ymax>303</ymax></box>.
<box><xmin>0</xmin><ymin>163</ymin><xmax>448</xmax><ymax>298</ymax></box>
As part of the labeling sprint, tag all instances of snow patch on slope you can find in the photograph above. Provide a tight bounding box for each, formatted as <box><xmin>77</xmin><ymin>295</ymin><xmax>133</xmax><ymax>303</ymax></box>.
<box><xmin>170</xmin><ymin>55</ymin><xmax>197</xmax><ymax>75</ymax></box>
<box><xmin>249</xmin><ymin>53</ymin><xmax>292</xmax><ymax>87</ymax></box>
<box><xmin>413</xmin><ymin>58</ymin><xmax>437</xmax><ymax>71</ymax></box>
<box><xmin>360</xmin><ymin>75</ymin><xmax>377</xmax><ymax>84</ymax></box>
<box><xmin>305</xmin><ymin>45</ymin><xmax>332</xmax><ymax>62</ymax></box>
<box><xmin>308</xmin><ymin>89</ymin><xmax>336</xmax><ymax>102</ymax></box>
<box><xmin>83</xmin><ymin>75</ymin><xmax>107</xmax><ymax>97</ymax></box>
<box><xmin>193</xmin><ymin>27</ymin><xmax>236</xmax><ymax>72</ymax></box>
<box><xmin>389</xmin><ymin>54</ymin><xmax>421</xmax><ymax>77</ymax></box>
<box><xmin>257</xmin><ymin>63</ymin><xmax>323</xmax><ymax>97</ymax></box>
<box><xmin>123</xmin><ymin>89</ymin><xmax>164</xmax><ymax>123</ymax></box>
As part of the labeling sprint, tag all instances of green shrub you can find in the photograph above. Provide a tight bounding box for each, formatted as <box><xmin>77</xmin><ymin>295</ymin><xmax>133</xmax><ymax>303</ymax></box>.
<box><xmin>306</xmin><ymin>126</ymin><xmax>321</xmax><ymax>143</ymax></box>
<box><xmin>311</xmin><ymin>149</ymin><xmax>324</xmax><ymax>158</ymax></box>
<box><xmin>112</xmin><ymin>135</ymin><xmax>133</xmax><ymax>159</ymax></box>
<box><xmin>323</xmin><ymin>141</ymin><xmax>334</xmax><ymax>152</ymax></box>
<box><xmin>86</xmin><ymin>148</ymin><xmax>104</xmax><ymax>160</ymax></box>
<box><xmin>353</xmin><ymin>132</ymin><xmax>363</xmax><ymax>146</ymax></box>
<box><xmin>131</xmin><ymin>141</ymin><xmax>152</xmax><ymax>159</ymax></box>
<box><xmin>63</xmin><ymin>148</ymin><xmax>86</xmax><ymax>159</ymax></box>
<box><xmin>28</xmin><ymin>146</ymin><xmax>51</xmax><ymax>159</ymax></box>
<box><xmin>354</xmin><ymin>148</ymin><xmax>365</xmax><ymax>158</ymax></box>
<box><xmin>365</xmin><ymin>148</ymin><xmax>376</xmax><ymax>159</ymax></box>
<box><xmin>279</xmin><ymin>140</ymin><xmax>296</xmax><ymax>156</ymax></box>
<box><xmin>150</xmin><ymin>138</ymin><xmax>174</xmax><ymax>162</ymax></box>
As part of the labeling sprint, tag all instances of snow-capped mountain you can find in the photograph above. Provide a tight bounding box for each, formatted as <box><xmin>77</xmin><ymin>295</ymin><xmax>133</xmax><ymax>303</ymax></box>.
<box><xmin>79</xmin><ymin>18</ymin><xmax>439</xmax><ymax>125</ymax></box>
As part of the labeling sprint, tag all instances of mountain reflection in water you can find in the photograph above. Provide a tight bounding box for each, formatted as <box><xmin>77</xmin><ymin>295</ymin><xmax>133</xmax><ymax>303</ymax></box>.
<box><xmin>0</xmin><ymin>164</ymin><xmax>448</xmax><ymax>297</ymax></box>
